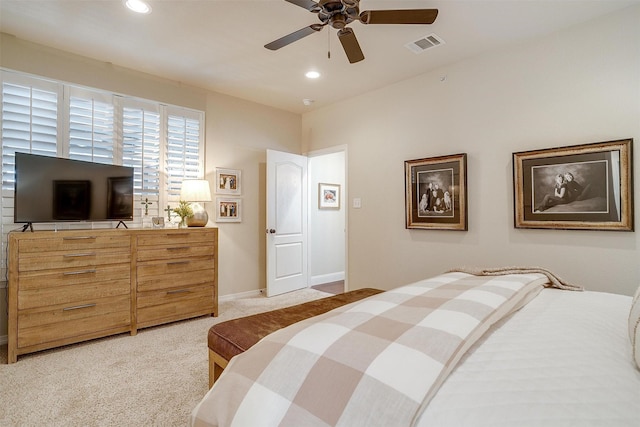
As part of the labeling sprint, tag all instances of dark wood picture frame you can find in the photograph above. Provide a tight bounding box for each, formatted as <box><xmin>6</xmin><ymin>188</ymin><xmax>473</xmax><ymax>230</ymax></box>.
<box><xmin>405</xmin><ymin>153</ymin><xmax>468</xmax><ymax>231</ymax></box>
<box><xmin>513</xmin><ymin>138</ymin><xmax>633</xmax><ymax>231</ymax></box>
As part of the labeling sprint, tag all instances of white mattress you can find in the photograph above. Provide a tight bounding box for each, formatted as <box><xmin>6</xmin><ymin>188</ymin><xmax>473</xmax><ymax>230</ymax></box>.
<box><xmin>416</xmin><ymin>288</ymin><xmax>640</xmax><ymax>426</ymax></box>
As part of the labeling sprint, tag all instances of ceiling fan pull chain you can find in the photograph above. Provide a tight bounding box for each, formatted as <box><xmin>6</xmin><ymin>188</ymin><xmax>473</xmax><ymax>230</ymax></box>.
<box><xmin>328</xmin><ymin>28</ymin><xmax>331</xmax><ymax>59</ymax></box>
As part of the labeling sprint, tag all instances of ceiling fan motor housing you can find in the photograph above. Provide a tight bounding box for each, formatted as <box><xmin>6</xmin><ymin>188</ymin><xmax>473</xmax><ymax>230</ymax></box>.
<box><xmin>317</xmin><ymin>0</ymin><xmax>360</xmax><ymax>28</ymax></box>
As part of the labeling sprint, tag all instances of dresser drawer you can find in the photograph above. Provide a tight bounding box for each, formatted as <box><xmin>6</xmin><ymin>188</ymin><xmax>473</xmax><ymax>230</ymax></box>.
<box><xmin>137</xmin><ymin>258</ymin><xmax>214</xmax><ymax>291</ymax></box>
<box><xmin>19</xmin><ymin>234</ymin><xmax>130</xmax><ymax>253</ymax></box>
<box><xmin>137</xmin><ymin>244</ymin><xmax>214</xmax><ymax>262</ymax></box>
<box><xmin>136</xmin><ymin>283</ymin><xmax>214</xmax><ymax>326</ymax></box>
<box><xmin>19</xmin><ymin>247</ymin><xmax>130</xmax><ymax>272</ymax></box>
<box><xmin>17</xmin><ymin>294</ymin><xmax>131</xmax><ymax>348</ymax></box>
<box><xmin>18</xmin><ymin>277</ymin><xmax>131</xmax><ymax>310</ymax></box>
<box><xmin>18</xmin><ymin>263</ymin><xmax>131</xmax><ymax>291</ymax></box>
<box><xmin>137</xmin><ymin>230</ymin><xmax>215</xmax><ymax>247</ymax></box>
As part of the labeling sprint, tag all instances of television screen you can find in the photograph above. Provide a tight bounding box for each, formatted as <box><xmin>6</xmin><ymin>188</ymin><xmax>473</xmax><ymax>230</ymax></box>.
<box><xmin>14</xmin><ymin>153</ymin><xmax>134</xmax><ymax>224</ymax></box>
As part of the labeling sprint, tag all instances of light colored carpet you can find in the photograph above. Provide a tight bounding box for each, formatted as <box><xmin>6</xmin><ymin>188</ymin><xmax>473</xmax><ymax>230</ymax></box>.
<box><xmin>0</xmin><ymin>288</ymin><xmax>330</xmax><ymax>426</ymax></box>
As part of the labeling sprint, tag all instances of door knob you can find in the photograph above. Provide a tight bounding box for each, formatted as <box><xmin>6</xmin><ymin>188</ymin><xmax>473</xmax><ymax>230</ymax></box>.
<box><xmin>266</xmin><ymin>229</ymin><xmax>276</xmax><ymax>234</ymax></box>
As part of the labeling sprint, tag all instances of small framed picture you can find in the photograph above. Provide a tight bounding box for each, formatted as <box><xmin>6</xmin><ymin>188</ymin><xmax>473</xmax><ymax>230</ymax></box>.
<box><xmin>216</xmin><ymin>168</ymin><xmax>241</xmax><ymax>195</ymax></box>
<box><xmin>318</xmin><ymin>183</ymin><xmax>340</xmax><ymax>209</ymax></box>
<box><xmin>216</xmin><ymin>197</ymin><xmax>241</xmax><ymax>222</ymax></box>
<box><xmin>151</xmin><ymin>217</ymin><xmax>165</xmax><ymax>228</ymax></box>
<box><xmin>513</xmin><ymin>138</ymin><xmax>633</xmax><ymax>231</ymax></box>
<box><xmin>404</xmin><ymin>153</ymin><xmax>468</xmax><ymax>231</ymax></box>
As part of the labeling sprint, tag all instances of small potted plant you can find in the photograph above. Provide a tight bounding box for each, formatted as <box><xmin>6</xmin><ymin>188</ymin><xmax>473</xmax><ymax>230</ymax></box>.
<box><xmin>173</xmin><ymin>200</ymin><xmax>193</xmax><ymax>228</ymax></box>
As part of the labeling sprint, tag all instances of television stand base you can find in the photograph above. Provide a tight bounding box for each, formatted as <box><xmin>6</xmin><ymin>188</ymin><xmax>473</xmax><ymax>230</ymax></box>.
<box><xmin>20</xmin><ymin>223</ymin><xmax>33</xmax><ymax>233</ymax></box>
<box><xmin>116</xmin><ymin>221</ymin><xmax>128</xmax><ymax>229</ymax></box>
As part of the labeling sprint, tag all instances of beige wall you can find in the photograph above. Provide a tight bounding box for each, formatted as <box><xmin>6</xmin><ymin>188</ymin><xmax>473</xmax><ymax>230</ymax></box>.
<box><xmin>302</xmin><ymin>5</ymin><xmax>640</xmax><ymax>296</ymax></box>
<box><xmin>205</xmin><ymin>92</ymin><xmax>300</xmax><ymax>297</ymax></box>
<box><xmin>0</xmin><ymin>34</ymin><xmax>301</xmax><ymax>340</ymax></box>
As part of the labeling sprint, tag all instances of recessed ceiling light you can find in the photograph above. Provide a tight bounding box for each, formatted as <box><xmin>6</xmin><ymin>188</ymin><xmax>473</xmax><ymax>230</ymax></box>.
<box><xmin>305</xmin><ymin>71</ymin><xmax>320</xmax><ymax>79</ymax></box>
<box><xmin>302</xmin><ymin>99</ymin><xmax>315</xmax><ymax>106</ymax></box>
<box><xmin>124</xmin><ymin>0</ymin><xmax>151</xmax><ymax>14</ymax></box>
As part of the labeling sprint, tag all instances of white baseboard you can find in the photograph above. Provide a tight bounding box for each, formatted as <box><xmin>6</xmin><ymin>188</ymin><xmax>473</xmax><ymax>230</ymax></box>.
<box><xmin>219</xmin><ymin>273</ymin><xmax>344</xmax><ymax>301</ymax></box>
<box><xmin>218</xmin><ymin>288</ymin><xmax>266</xmax><ymax>303</ymax></box>
<box><xmin>309</xmin><ymin>272</ymin><xmax>345</xmax><ymax>286</ymax></box>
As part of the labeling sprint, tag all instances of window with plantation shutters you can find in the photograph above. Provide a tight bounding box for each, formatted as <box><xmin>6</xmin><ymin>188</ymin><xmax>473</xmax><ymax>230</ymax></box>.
<box><xmin>68</xmin><ymin>88</ymin><xmax>115</xmax><ymax>164</ymax></box>
<box><xmin>1</xmin><ymin>79</ymin><xmax>59</xmax><ymax>191</ymax></box>
<box><xmin>122</xmin><ymin>102</ymin><xmax>161</xmax><ymax>218</ymax></box>
<box><xmin>122</xmin><ymin>105</ymin><xmax>161</xmax><ymax>195</ymax></box>
<box><xmin>165</xmin><ymin>110</ymin><xmax>204</xmax><ymax>201</ymax></box>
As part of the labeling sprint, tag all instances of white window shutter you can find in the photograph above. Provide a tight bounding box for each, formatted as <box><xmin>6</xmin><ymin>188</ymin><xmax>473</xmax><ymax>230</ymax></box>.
<box><xmin>165</xmin><ymin>108</ymin><xmax>204</xmax><ymax>201</ymax></box>
<box><xmin>68</xmin><ymin>88</ymin><xmax>115</xmax><ymax>164</ymax></box>
<box><xmin>122</xmin><ymin>102</ymin><xmax>161</xmax><ymax>219</ymax></box>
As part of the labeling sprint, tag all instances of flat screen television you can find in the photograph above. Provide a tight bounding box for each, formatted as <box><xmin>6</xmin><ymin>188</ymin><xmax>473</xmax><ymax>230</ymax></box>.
<box><xmin>14</xmin><ymin>152</ymin><xmax>134</xmax><ymax>228</ymax></box>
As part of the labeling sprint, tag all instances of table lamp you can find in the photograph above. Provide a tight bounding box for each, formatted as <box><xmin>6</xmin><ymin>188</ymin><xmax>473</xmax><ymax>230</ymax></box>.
<box><xmin>180</xmin><ymin>179</ymin><xmax>212</xmax><ymax>227</ymax></box>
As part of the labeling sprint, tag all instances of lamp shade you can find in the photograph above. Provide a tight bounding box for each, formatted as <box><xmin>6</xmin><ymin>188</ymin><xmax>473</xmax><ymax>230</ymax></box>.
<box><xmin>180</xmin><ymin>179</ymin><xmax>212</xmax><ymax>202</ymax></box>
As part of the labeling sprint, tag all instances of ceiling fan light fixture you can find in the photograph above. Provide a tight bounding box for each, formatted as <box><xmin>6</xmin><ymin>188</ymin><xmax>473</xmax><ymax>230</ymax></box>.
<box><xmin>124</xmin><ymin>0</ymin><xmax>151</xmax><ymax>14</ymax></box>
<box><xmin>305</xmin><ymin>71</ymin><xmax>321</xmax><ymax>79</ymax></box>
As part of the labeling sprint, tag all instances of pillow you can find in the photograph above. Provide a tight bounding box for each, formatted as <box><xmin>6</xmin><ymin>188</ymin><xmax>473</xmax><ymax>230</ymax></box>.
<box><xmin>630</xmin><ymin>284</ymin><xmax>640</xmax><ymax>370</ymax></box>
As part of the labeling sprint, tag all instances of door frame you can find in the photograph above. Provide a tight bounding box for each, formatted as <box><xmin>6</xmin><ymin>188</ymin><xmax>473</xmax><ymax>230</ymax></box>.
<box><xmin>306</xmin><ymin>144</ymin><xmax>348</xmax><ymax>292</ymax></box>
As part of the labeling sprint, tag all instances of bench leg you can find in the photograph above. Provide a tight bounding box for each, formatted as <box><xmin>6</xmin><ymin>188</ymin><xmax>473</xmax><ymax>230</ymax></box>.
<box><xmin>209</xmin><ymin>349</ymin><xmax>229</xmax><ymax>388</ymax></box>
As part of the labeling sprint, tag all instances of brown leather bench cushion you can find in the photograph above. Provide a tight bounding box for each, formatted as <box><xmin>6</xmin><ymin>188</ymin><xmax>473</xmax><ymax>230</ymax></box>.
<box><xmin>208</xmin><ymin>288</ymin><xmax>383</xmax><ymax>363</ymax></box>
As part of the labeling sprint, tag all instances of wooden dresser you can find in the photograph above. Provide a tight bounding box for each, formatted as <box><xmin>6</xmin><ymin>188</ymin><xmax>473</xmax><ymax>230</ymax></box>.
<box><xmin>135</xmin><ymin>229</ymin><xmax>217</xmax><ymax>329</ymax></box>
<box><xmin>7</xmin><ymin>227</ymin><xmax>218</xmax><ymax>363</ymax></box>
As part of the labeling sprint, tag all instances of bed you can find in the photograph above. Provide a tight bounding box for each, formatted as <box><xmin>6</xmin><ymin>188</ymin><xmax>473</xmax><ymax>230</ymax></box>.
<box><xmin>191</xmin><ymin>269</ymin><xmax>640</xmax><ymax>426</ymax></box>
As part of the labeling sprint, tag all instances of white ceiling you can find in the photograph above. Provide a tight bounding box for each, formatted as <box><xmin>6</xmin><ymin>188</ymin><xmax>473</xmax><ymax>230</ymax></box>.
<box><xmin>1</xmin><ymin>0</ymin><xmax>637</xmax><ymax>114</ymax></box>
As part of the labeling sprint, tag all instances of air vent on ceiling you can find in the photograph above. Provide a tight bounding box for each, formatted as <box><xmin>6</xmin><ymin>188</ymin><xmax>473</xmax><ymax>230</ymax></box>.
<box><xmin>405</xmin><ymin>33</ymin><xmax>445</xmax><ymax>54</ymax></box>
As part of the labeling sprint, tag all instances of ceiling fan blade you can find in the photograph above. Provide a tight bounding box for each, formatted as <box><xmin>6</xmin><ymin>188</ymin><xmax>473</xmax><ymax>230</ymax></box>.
<box><xmin>337</xmin><ymin>28</ymin><xmax>365</xmax><ymax>64</ymax></box>
<box><xmin>265</xmin><ymin>24</ymin><xmax>324</xmax><ymax>50</ymax></box>
<box><xmin>285</xmin><ymin>0</ymin><xmax>320</xmax><ymax>12</ymax></box>
<box><xmin>360</xmin><ymin>9</ymin><xmax>438</xmax><ymax>25</ymax></box>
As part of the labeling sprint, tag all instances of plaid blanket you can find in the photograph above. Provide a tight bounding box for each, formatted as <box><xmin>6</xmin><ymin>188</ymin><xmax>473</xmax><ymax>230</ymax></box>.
<box><xmin>191</xmin><ymin>272</ymin><xmax>549</xmax><ymax>427</ymax></box>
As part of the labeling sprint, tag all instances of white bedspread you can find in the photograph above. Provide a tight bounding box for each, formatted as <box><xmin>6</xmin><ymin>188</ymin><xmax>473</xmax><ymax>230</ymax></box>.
<box><xmin>417</xmin><ymin>288</ymin><xmax>640</xmax><ymax>426</ymax></box>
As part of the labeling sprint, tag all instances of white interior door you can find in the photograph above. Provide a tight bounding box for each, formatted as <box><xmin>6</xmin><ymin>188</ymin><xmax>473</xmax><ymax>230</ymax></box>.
<box><xmin>266</xmin><ymin>149</ymin><xmax>308</xmax><ymax>297</ymax></box>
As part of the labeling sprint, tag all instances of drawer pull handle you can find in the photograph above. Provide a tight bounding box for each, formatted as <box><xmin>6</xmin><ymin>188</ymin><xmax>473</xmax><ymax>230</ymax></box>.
<box><xmin>63</xmin><ymin>252</ymin><xmax>96</xmax><ymax>258</ymax></box>
<box><xmin>167</xmin><ymin>246</ymin><xmax>190</xmax><ymax>251</ymax></box>
<box><xmin>167</xmin><ymin>289</ymin><xmax>191</xmax><ymax>295</ymax></box>
<box><xmin>63</xmin><ymin>236</ymin><xmax>97</xmax><ymax>240</ymax></box>
<box><xmin>63</xmin><ymin>303</ymin><xmax>97</xmax><ymax>311</ymax></box>
<box><xmin>63</xmin><ymin>269</ymin><xmax>97</xmax><ymax>276</ymax></box>
<box><xmin>167</xmin><ymin>260</ymin><xmax>190</xmax><ymax>265</ymax></box>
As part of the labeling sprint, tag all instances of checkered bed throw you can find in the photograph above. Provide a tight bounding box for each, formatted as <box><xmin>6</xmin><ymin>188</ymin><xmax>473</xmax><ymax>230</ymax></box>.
<box><xmin>191</xmin><ymin>272</ymin><xmax>550</xmax><ymax>427</ymax></box>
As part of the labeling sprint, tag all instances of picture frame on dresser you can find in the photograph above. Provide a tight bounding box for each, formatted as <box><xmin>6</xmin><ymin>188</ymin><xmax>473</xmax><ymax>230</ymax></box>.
<box><xmin>513</xmin><ymin>138</ymin><xmax>633</xmax><ymax>231</ymax></box>
<box><xmin>404</xmin><ymin>153</ymin><xmax>468</xmax><ymax>231</ymax></box>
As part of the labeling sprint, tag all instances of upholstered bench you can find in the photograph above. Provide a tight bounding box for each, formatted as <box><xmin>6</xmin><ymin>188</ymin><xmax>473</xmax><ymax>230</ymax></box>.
<box><xmin>208</xmin><ymin>288</ymin><xmax>383</xmax><ymax>387</ymax></box>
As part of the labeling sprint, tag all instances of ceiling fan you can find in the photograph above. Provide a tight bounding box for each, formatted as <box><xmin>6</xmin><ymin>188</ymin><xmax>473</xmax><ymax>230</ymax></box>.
<box><xmin>264</xmin><ymin>0</ymin><xmax>439</xmax><ymax>64</ymax></box>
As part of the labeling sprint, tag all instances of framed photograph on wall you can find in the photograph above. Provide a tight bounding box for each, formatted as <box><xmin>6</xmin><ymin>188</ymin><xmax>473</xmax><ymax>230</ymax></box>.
<box><xmin>215</xmin><ymin>168</ymin><xmax>241</xmax><ymax>195</ymax></box>
<box><xmin>513</xmin><ymin>138</ymin><xmax>633</xmax><ymax>231</ymax></box>
<box><xmin>318</xmin><ymin>183</ymin><xmax>340</xmax><ymax>209</ymax></box>
<box><xmin>404</xmin><ymin>153</ymin><xmax>468</xmax><ymax>231</ymax></box>
<box><xmin>215</xmin><ymin>197</ymin><xmax>241</xmax><ymax>222</ymax></box>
